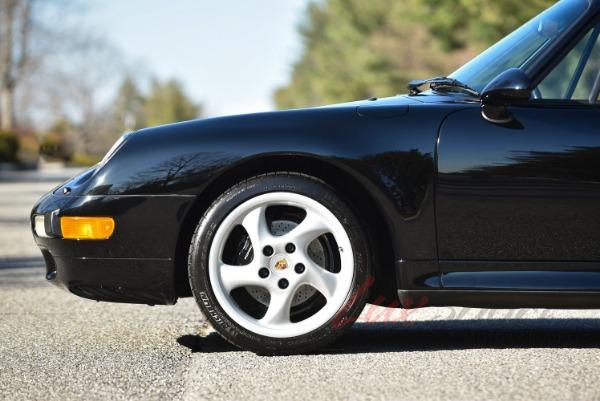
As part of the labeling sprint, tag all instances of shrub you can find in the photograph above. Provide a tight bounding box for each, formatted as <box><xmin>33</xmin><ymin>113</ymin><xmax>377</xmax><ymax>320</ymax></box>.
<box><xmin>40</xmin><ymin>132</ymin><xmax>73</xmax><ymax>161</ymax></box>
<box><xmin>0</xmin><ymin>131</ymin><xmax>19</xmax><ymax>163</ymax></box>
<box><xmin>68</xmin><ymin>152</ymin><xmax>102</xmax><ymax>167</ymax></box>
<box><xmin>17</xmin><ymin>133</ymin><xmax>40</xmax><ymax>165</ymax></box>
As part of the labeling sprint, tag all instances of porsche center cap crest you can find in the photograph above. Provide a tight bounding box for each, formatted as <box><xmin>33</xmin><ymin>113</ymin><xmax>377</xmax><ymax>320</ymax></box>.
<box><xmin>274</xmin><ymin>258</ymin><xmax>289</xmax><ymax>271</ymax></box>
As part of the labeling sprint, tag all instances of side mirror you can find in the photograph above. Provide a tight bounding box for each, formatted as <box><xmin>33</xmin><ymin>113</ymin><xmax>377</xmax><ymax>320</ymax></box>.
<box><xmin>481</xmin><ymin>68</ymin><xmax>532</xmax><ymax>124</ymax></box>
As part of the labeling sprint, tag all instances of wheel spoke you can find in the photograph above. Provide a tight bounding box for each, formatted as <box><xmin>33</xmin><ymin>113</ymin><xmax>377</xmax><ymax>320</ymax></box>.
<box><xmin>219</xmin><ymin>264</ymin><xmax>261</xmax><ymax>293</ymax></box>
<box><xmin>303</xmin><ymin>261</ymin><xmax>338</xmax><ymax>299</ymax></box>
<box><xmin>240</xmin><ymin>206</ymin><xmax>272</xmax><ymax>250</ymax></box>
<box><xmin>261</xmin><ymin>289</ymin><xmax>295</xmax><ymax>325</ymax></box>
<box><xmin>282</xmin><ymin>210</ymin><xmax>329</xmax><ymax>247</ymax></box>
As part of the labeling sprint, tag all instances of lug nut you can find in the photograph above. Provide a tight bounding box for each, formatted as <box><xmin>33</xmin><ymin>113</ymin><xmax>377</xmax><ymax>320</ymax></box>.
<box><xmin>278</xmin><ymin>278</ymin><xmax>289</xmax><ymax>289</ymax></box>
<box><xmin>285</xmin><ymin>243</ymin><xmax>296</xmax><ymax>253</ymax></box>
<box><xmin>262</xmin><ymin>246</ymin><xmax>274</xmax><ymax>256</ymax></box>
<box><xmin>294</xmin><ymin>263</ymin><xmax>305</xmax><ymax>274</ymax></box>
<box><xmin>258</xmin><ymin>268</ymin><xmax>270</xmax><ymax>278</ymax></box>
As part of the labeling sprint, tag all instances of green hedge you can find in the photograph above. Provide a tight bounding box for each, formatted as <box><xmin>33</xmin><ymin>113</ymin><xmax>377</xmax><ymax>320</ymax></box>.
<box><xmin>0</xmin><ymin>131</ymin><xmax>18</xmax><ymax>163</ymax></box>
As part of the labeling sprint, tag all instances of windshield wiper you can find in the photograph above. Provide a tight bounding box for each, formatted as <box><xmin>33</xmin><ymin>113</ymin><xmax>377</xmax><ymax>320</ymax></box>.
<box><xmin>407</xmin><ymin>77</ymin><xmax>480</xmax><ymax>97</ymax></box>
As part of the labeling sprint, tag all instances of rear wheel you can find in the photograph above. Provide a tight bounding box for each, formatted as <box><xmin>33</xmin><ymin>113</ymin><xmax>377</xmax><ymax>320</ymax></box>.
<box><xmin>188</xmin><ymin>173</ymin><xmax>371</xmax><ymax>354</ymax></box>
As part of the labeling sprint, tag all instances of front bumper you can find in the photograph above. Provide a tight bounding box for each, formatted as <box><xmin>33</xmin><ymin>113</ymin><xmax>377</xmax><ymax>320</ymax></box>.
<box><xmin>31</xmin><ymin>191</ymin><xmax>196</xmax><ymax>305</ymax></box>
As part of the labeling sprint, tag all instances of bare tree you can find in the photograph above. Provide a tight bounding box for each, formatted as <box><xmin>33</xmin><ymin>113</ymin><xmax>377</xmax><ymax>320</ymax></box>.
<box><xmin>0</xmin><ymin>0</ymin><xmax>33</xmax><ymax>131</ymax></box>
<box><xmin>39</xmin><ymin>34</ymin><xmax>125</xmax><ymax>154</ymax></box>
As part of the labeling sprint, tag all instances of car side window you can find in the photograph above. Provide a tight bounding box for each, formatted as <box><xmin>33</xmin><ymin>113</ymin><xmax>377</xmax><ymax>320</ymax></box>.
<box><xmin>537</xmin><ymin>25</ymin><xmax>600</xmax><ymax>102</ymax></box>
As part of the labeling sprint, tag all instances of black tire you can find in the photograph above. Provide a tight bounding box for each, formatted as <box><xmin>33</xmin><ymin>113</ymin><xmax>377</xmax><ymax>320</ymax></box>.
<box><xmin>188</xmin><ymin>173</ymin><xmax>371</xmax><ymax>355</ymax></box>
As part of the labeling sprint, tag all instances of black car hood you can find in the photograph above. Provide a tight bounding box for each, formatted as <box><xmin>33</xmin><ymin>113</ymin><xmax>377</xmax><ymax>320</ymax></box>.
<box><xmin>64</xmin><ymin>92</ymin><xmax>475</xmax><ymax>196</ymax></box>
<box><xmin>130</xmin><ymin>93</ymin><xmax>474</xmax><ymax>140</ymax></box>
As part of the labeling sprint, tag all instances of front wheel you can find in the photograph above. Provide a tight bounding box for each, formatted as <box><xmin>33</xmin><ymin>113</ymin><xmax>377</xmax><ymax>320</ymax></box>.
<box><xmin>188</xmin><ymin>173</ymin><xmax>371</xmax><ymax>354</ymax></box>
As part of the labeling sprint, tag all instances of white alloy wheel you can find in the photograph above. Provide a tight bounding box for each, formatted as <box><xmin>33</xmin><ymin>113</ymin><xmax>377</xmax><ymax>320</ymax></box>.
<box><xmin>208</xmin><ymin>192</ymin><xmax>354</xmax><ymax>338</ymax></box>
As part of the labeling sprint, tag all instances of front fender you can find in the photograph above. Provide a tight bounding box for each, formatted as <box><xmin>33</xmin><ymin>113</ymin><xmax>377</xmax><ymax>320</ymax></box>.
<box><xmin>64</xmin><ymin>103</ymin><xmax>463</xmax><ymax>270</ymax></box>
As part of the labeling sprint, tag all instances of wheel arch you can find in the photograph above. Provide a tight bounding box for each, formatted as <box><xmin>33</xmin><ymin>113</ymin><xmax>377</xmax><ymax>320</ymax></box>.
<box><xmin>174</xmin><ymin>153</ymin><xmax>399</xmax><ymax>304</ymax></box>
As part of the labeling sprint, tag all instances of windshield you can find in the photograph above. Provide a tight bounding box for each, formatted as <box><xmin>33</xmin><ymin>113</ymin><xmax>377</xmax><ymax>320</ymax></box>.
<box><xmin>450</xmin><ymin>0</ymin><xmax>589</xmax><ymax>93</ymax></box>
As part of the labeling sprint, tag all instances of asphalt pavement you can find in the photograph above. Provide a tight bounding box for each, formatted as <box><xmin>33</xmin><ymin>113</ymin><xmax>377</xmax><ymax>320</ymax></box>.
<box><xmin>1</xmin><ymin>172</ymin><xmax>600</xmax><ymax>401</ymax></box>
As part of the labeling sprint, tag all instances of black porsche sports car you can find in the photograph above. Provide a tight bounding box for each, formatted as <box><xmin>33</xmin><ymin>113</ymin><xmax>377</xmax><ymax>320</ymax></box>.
<box><xmin>32</xmin><ymin>0</ymin><xmax>600</xmax><ymax>354</ymax></box>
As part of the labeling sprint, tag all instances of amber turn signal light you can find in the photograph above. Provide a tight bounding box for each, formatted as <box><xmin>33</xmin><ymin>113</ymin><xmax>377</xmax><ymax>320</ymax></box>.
<box><xmin>60</xmin><ymin>217</ymin><xmax>115</xmax><ymax>240</ymax></box>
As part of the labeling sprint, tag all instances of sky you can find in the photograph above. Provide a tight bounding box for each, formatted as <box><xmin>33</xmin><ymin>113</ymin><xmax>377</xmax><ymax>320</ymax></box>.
<box><xmin>83</xmin><ymin>0</ymin><xmax>311</xmax><ymax>117</ymax></box>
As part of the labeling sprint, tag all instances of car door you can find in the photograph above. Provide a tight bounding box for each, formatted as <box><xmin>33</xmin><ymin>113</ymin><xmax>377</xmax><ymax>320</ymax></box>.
<box><xmin>435</xmin><ymin>23</ymin><xmax>600</xmax><ymax>290</ymax></box>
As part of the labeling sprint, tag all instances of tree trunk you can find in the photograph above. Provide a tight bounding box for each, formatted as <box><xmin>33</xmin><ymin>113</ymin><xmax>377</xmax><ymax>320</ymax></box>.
<box><xmin>0</xmin><ymin>87</ymin><xmax>13</xmax><ymax>132</ymax></box>
<box><xmin>0</xmin><ymin>0</ymin><xmax>31</xmax><ymax>133</ymax></box>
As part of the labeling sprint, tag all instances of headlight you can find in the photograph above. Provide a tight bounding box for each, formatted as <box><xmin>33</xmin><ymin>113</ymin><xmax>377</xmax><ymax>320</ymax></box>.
<box><xmin>34</xmin><ymin>215</ymin><xmax>51</xmax><ymax>238</ymax></box>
